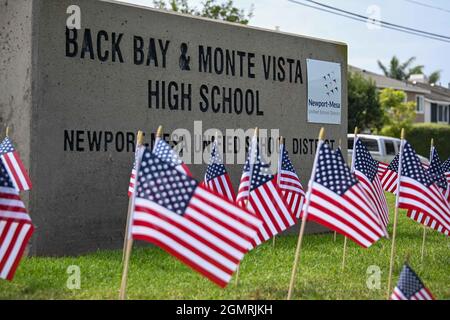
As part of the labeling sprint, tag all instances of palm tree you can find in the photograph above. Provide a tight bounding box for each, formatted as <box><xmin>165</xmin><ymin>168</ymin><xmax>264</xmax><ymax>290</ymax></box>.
<box><xmin>377</xmin><ymin>56</ymin><xmax>441</xmax><ymax>84</ymax></box>
<box><xmin>377</xmin><ymin>56</ymin><xmax>423</xmax><ymax>80</ymax></box>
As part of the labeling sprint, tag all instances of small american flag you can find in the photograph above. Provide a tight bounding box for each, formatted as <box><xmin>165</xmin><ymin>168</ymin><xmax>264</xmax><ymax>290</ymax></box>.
<box><xmin>236</xmin><ymin>138</ymin><xmax>255</xmax><ymax>208</ymax></box>
<box><xmin>405</xmin><ymin>146</ymin><xmax>450</xmax><ymax>236</ymax></box>
<box><xmin>301</xmin><ymin>142</ymin><xmax>385</xmax><ymax>248</ymax></box>
<box><xmin>354</xmin><ymin>138</ymin><xmax>389</xmax><ymax>231</ymax></box>
<box><xmin>442</xmin><ymin>158</ymin><xmax>450</xmax><ymax>184</ymax></box>
<box><xmin>245</xmin><ymin>137</ymin><xmax>297</xmax><ymax>244</ymax></box>
<box><xmin>153</xmin><ymin>139</ymin><xmax>192</xmax><ymax>177</ymax></box>
<box><xmin>380</xmin><ymin>154</ymin><xmax>400</xmax><ymax>194</ymax></box>
<box><xmin>127</xmin><ymin>146</ymin><xmax>143</xmax><ymax>197</ymax></box>
<box><xmin>276</xmin><ymin>143</ymin><xmax>304</xmax><ymax>218</ymax></box>
<box><xmin>398</xmin><ymin>142</ymin><xmax>450</xmax><ymax>236</ymax></box>
<box><xmin>236</xmin><ymin>156</ymin><xmax>250</xmax><ymax>208</ymax></box>
<box><xmin>203</xmin><ymin>141</ymin><xmax>235</xmax><ymax>202</ymax></box>
<box><xmin>391</xmin><ymin>264</ymin><xmax>434</xmax><ymax>300</ymax></box>
<box><xmin>131</xmin><ymin>149</ymin><xmax>262</xmax><ymax>287</ymax></box>
<box><xmin>0</xmin><ymin>137</ymin><xmax>32</xmax><ymax>191</ymax></box>
<box><xmin>0</xmin><ymin>161</ymin><xmax>34</xmax><ymax>280</ymax></box>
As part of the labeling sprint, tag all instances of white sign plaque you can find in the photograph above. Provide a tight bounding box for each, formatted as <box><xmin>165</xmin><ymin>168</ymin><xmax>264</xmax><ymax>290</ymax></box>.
<box><xmin>307</xmin><ymin>59</ymin><xmax>342</xmax><ymax>124</ymax></box>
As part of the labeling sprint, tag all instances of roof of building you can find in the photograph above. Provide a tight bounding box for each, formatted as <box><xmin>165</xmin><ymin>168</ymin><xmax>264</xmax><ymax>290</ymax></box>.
<box><xmin>411</xmin><ymin>82</ymin><xmax>450</xmax><ymax>104</ymax></box>
<box><xmin>348</xmin><ymin>65</ymin><xmax>430</xmax><ymax>94</ymax></box>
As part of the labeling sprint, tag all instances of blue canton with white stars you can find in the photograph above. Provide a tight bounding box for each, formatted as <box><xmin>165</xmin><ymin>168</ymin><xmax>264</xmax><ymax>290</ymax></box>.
<box><xmin>387</xmin><ymin>154</ymin><xmax>400</xmax><ymax>171</ymax></box>
<box><xmin>428</xmin><ymin>147</ymin><xmax>447</xmax><ymax>190</ymax></box>
<box><xmin>442</xmin><ymin>158</ymin><xmax>450</xmax><ymax>173</ymax></box>
<box><xmin>314</xmin><ymin>143</ymin><xmax>357</xmax><ymax>195</ymax></box>
<box><xmin>153</xmin><ymin>139</ymin><xmax>183</xmax><ymax>167</ymax></box>
<box><xmin>0</xmin><ymin>137</ymin><xmax>15</xmax><ymax>155</ymax></box>
<box><xmin>401</xmin><ymin>142</ymin><xmax>432</xmax><ymax>186</ymax></box>
<box><xmin>249</xmin><ymin>144</ymin><xmax>274</xmax><ymax>192</ymax></box>
<box><xmin>136</xmin><ymin>149</ymin><xmax>197</xmax><ymax>216</ymax></box>
<box><xmin>0</xmin><ymin>161</ymin><xmax>14</xmax><ymax>188</ymax></box>
<box><xmin>206</xmin><ymin>142</ymin><xmax>227</xmax><ymax>181</ymax></box>
<box><xmin>281</xmin><ymin>146</ymin><xmax>297</xmax><ymax>174</ymax></box>
<box><xmin>354</xmin><ymin>139</ymin><xmax>378</xmax><ymax>182</ymax></box>
<box><xmin>397</xmin><ymin>264</ymin><xmax>427</xmax><ymax>299</ymax></box>
<box><xmin>334</xmin><ymin>147</ymin><xmax>345</xmax><ymax>163</ymax></box>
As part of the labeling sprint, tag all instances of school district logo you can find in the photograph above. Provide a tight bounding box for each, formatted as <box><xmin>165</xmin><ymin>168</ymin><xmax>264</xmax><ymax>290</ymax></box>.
<box><xmin>306</xmin><ymin>59</ymin><xmax>342</xmax><ymax>125</ymax></box>
<box><xmin>322</xmin><ymin>72</ymin><xmax>339</xmax><ymax>97</ymax></box>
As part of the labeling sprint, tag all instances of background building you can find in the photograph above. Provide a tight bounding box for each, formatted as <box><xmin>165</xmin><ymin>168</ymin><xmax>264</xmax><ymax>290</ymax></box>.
<box><xmin>349</xmin><ymin>65</ymin><xmax>450</xmax><ymax>125</ymax></box>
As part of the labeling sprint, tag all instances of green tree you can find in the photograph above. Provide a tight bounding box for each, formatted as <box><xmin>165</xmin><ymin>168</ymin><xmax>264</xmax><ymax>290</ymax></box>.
<box><xmin>152</xmin><ymin>0</ymin><xmax>253</xmax><ymax>24</ymax></box>
<box><xmin>347</xmin><ymin>72</ymin><xmax>384</xmax><ymax>132</ymax></box>
<box><xmin>428</xmin><ymin>70</ymin><xmax>441</xmax><ymax>84</ymax></box>
<box><xmin>377</xmin><ymin>56</ymin><xmax>441</xmax><ymax>84</ymax></box>
<box><xmin>379</xmin><ymin>88</ymin><xmax>416</xmax><ymax>137</ymax></box>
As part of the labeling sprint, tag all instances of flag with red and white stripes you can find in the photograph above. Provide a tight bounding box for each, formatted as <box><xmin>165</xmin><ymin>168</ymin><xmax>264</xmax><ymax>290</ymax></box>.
<box><xmin>391</xmin><ymin>264</ymin><xmax>434</xmax><ymax>300</ymax></box>
<box><xmin>127</xmin><ymin>147</ymin><xmax>142</xmax><ymax>197</ymax></box>
<box><xmin>398</xmin><ymin>142</ymin><xmax>450</xmax><ymax>236</ymax></box>
<box><xmin>0</xmin><ymin>162</ymin><xmax>34</xmax><ymax>280</ymax></box>
<box><xmin>153</xmin><ymin>139</ymin><xmax>192</xmax><ymax>177</ymax></box>
<box><xmin>354</xmin><ymin>138</ymin><xmax>390</xmax><ymax>230</ymax></box>
<box><xmin>235</xmin><ymin>142</ymin><xmax>253</xmax><ymax>208</ymax></box>
<box><xmin>0</xmin><ymin>137</ymin><xmax>32</xmax><ymax>191</ymax></box>
<box><xmin>402</xmin><ymin>145</ymin><xmax>450</xmax><ymax>236</ymax></box>
<box><xmin>380</xmin><ymin>154</ymin><xmax>400</xmax><ymax>194</ymax></box>
<box><xmin>443</xmin><ymin>158</ymin><xmax>450</xmax><ymax>184</ymax></box>
<box><xmin>276</xmin><ymin>143</ymin><xmax>305</xmax><ymax>218</ymax></box>
<box><xmin>301</xmin><ymin>142</ymin><xmax>385</xmax><ymax>248</ymax></box>
<box><xmin>244</xmin><ymin>137</ymin><xmax>297</xmax><ymax>245</ymax></box>
<box><xmin>131</xmin><ymin>149</ymin><xmax>262</xmax><ymax>287</ymax></box>
<box><xmin>377</xmin><ymin>161</ymin><xmax>389</xmax><ymax>177</ymax></box>
<box><xmin>406</xmin><ymin>211</ymin><xmax>449</xmax><ymax>236</ymax></box>
<box><xmin>203</xmin><ymin>141</ymin><xmax>235</xmax><ymax>202</ymax></box>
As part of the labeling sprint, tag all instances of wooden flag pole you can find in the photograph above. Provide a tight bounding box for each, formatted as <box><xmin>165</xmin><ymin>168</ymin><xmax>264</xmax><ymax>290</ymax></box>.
<box><xmin>341</xmin><ymin>237</ymin><xmax>348</xmax><ymax>271</ymax></box>
<box><xmin>235</xmin><ymin>127</ymin><xmax>259</xmax><ymax>286</ymax></box>
<box><xmin>420</xmin><ymin>227</ymin><xmax>426</xmax><ymax>262</ymax></box>
<box><xmin>333</xmin><ymin>138</ymin><xmax>343</xmax><ymax>242</ymax></box>
<box><xmin>122</xmin><ymin>130</ymin><xmax>149</xmax><ymax>263</ymax></box>
<box><xmin>420</xmin><ymin>138</ymin><xmax>433</xmax><ymax>263</ymax></box>
<box><xmin>119</xmin><ymin>130</ymin><xmax>145</xmax><ymax>300</ymax></box>
<box><xmin>235</xmin><ymin>261</ymin><xmax>240</xmax><ymax>286</ymax></box>
<box><xmin>386</xmin><ymin>128</ymin><xmax>405</xmax><ymax>300</ymax></box>
<box><xmin>5</xmin><ymin>126</ymin><xmax>9</xmax><ymax>137</ymax></box>
<box><xmin>273</xmin><ymin>136</ymin><xmax>284</xmax><ymax>248</ymax></box>
<box><xmin>287</xmin><ymin>128</ymin><xmax>325</xmax><ymax>300</ymax></box>
<box><xmin>341</xmin><ymin>128</ymin><xmax>358</xmax><ymax>271</ymax></box>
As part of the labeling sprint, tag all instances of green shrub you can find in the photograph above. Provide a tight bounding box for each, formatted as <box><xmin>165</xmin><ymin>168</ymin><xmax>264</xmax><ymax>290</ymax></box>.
<box><xmin>407</xmin><ymin>123</ymin><xmax>450</xmax><ymax>159</ymax></box>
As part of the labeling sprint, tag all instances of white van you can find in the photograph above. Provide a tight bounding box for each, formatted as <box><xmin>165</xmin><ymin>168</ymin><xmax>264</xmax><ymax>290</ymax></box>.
<box><xmin>347</xmin><ymin>134</ymin><xmax>429</xmax><ymax>165</ymax></box>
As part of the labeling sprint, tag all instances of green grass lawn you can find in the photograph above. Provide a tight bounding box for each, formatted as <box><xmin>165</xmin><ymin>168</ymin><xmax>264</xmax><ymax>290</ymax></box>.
<box><xmin>1</xmin><ymin>193</ymin><xmax>449</xmax><ymax>300</ymax></box>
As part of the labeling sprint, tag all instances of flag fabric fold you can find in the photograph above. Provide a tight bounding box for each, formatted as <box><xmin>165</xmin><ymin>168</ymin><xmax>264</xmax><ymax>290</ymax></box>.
<box><xmin>391</xmin><ymin>264</ymin><xmax>434</xmax><ymax>300</ymax></box>
<box><xmin>203</xmin><ymin>140</ymin><xmax>235</xmax><ymax>202</ymax></box>
<box><xmin>0</xmin><ymin>161</ymin><xmax>34</xmax><ymax>280</ymax></box>
<box><xmin>0</xmin><ymin>137</ymin><xmax>32</xmax><ymax>191</ymax></box>
<box><xmin>301</xmin><ymin>143</ymin><xmax>385</xmax><ymax>248</ymax></box>
<box><xmin>130</xmin><ymin>149</ymin><xmax>262</xmax><ymax>287</ymax></box>
<box><xmin>276</xmin><ymin>143</ymin><xmax>305</xmax><ymax>219</ymax></box>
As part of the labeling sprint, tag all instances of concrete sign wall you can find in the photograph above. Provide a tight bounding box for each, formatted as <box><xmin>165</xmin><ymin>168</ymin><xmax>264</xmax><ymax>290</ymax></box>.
<box><xmin>0</xmin><ymin>0</ymin><xmax>347</xmax><ymax>256</ymax></box>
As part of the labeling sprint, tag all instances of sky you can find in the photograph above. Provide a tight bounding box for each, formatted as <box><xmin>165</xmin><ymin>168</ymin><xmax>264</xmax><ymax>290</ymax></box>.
<box><xmin>116</xmin><ymin>0</ymin><xmax>450</xmax><ymax>86</ymax></box>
